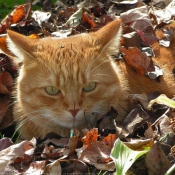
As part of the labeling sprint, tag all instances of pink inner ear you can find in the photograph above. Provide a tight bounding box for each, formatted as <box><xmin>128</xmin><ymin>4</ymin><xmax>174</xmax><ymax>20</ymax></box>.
<box><xmin>0</xmin><ymin>72</ymin><xmax>13</xmax><ymax>94</ymax></box>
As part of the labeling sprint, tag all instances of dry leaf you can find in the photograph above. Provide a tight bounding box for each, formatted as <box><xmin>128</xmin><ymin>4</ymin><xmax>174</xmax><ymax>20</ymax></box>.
<box><xmin>67</xmin><ymin>136</ymin><xmax>78</xmax><ymax>155</ymax></box>
<box><xmin>0</xmin><ymin>140</ymin><xmax>35</xmax><ymax>173</ymax></box>
<box><xmin>0</xmin><ymin>72</ymin><xmax>13</xmax><ymax>94</ymax></box>
<box><xmin>129</xmin><ymin>93</ymin><xmax>149</xmax><ymax>110</ymax></box>
<box><xmin>0</xmin><ymin>3</ymin><xmax>30</xmax><ymax>34</ymax></box>
<box><xmin>44</xmin><ymin>160</ymin><xmax>62</xmax><ymax>174</ymax></box>
<box><xmin>120</xmin><ymin>46</ymin><xmax>152</xmax><ymax>75</ymax></box>
<box><xmin>79</xmin><ymin>141</ymin><xmax>115</xmax><ymax>171</ymax></box>
<box><xmin>125</xmin><ymin>139</ymin><xmax>153</xmax><ymax>151</ymax></box>
<box><xmin>0</xmin><ymin>138</ymin><xmax>13</xmax><ymax>151</ymax></box>
<box><xmin>102</xmin><ymin>134</ymin><xmax>116</xmax><ymax>149</ymax></box>
<box><xmin>12</xmin><ymin>5</ymin><xmax>26</xmax><ymax>23</ymax></box>
<box><xmin>121</xmin><ymin>6</ymin><xmax>151</xmax><ymax>26</ymax></box>
<box><xmin>12</xmin><ymin>154</ymin><xmax>32</xmax><ymax>173</ymax></box>
<box><xmin>123</xmin><ymin>104</ymin><xmax>149</xmax><ymax>134</ymax></box>
<box><xmin>145</xmin><ymin>142</ymin><xmax>171</xmax><ymax>175</ymax></box>
<box><xmin>81</xmin><ymin>128</ymin><xmax>98</xmax><ymax>147</ymax></box>
<box><xmin>144</xmin><ymin>125</ymin><xmax>156</xmax><ymax>139</ymax></box>
<box><xmin>0</xmin><ymin>95</ymin><xmax>12</xmax><ymax>128</ymax></box>
<box><xmin>25</xmin><ymin>161</ymin><xmax>46</xmax><ymax>175</ymax></box>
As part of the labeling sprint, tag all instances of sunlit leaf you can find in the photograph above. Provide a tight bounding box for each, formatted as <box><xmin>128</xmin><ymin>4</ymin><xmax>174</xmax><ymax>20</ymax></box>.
<box><xmin>110</xmin><ymin>138</ymin><xmax>149</xmax><ymax>175</ymax></box>
<box><xmin>81</xmin><ymin>128</ymin><xmax>98</xmax><ymax>147</ymax></box>
<box><xmin>66</xmin><ymin>8</ymin><xmax>84</xmax><ymax>27</ymax></box>
<box><xmin>148</xmin><ymin>94</ymin><xmax>175</xmax><ymax>109</ymax></box>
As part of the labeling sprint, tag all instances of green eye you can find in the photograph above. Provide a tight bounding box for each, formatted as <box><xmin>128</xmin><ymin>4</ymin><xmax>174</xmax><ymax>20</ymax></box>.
<box><xmin>45</xmin><ymin>86</ymin><xmax>60</xmax><ymax>95</ymax></box>
<box><xmin>82</xmin><ymin>82</ymin><xmax>96</xmax><ymax>92</ymax></box>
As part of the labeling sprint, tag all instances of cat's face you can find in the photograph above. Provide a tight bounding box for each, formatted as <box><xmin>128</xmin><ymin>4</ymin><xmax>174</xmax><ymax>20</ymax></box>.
<box><xmin>7</xmin><ymin>19</ymin><xmax>122</xmax><ymax>131</ymax></box>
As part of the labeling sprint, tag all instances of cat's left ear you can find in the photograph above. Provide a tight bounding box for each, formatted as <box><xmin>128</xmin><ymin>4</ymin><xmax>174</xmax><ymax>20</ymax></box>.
<box><xmin>90</xmin><ymin>19</ymin><xmax>122</xmax><ymax>56</ymax></box>
<box><xmin>6</xmin><ymin>30</ymin><xmax>38</xmax><ymax>64</ymax></box>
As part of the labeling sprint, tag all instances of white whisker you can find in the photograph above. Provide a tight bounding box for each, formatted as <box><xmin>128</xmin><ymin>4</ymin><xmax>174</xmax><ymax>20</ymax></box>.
<box><xmin>92</xmin><ymin>73</ymin><xmax>112</xmax><ymax>77</ymax></box>
<box><xmin>89</xmin><ymin>59</ymin><xmax>110</xmax><ymax>74</ymax></box>
<box><xmin>85</xmin><ymin>47</ymin><xmax>107</xmax><ymax>74</ymax></box>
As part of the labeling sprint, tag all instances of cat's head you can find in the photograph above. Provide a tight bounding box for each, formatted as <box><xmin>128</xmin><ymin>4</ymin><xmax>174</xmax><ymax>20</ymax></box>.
<box><xmin>6</xmin><ymin>19</ymin><xmax>122</xmax><ymax>129</ymax></box>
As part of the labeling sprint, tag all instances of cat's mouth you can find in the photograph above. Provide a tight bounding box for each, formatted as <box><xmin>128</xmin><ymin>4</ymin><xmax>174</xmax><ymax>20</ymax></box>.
<box><xmin>58</xmin><ymin>109</ymin><xmax>105</xmax><ymax>129</ymax></box>
<box><xmin>54</xmin><ymin>110</ymin><xmax>87</xmax><ymax>128</ymax></box>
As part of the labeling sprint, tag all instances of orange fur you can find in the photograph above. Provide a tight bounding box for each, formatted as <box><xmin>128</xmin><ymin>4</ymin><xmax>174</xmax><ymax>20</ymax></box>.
<box><xmin>6</xmin><ymin>19</ymin><xmax>175</xmax><ymax>139</ymax></box>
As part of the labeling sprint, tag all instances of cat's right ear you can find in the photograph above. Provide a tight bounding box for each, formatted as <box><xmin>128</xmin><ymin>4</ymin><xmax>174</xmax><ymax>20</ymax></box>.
<box><xmin>6</xmin><ymin>30</ymin><xmax>38</xmax><ymax>64</ymax></box>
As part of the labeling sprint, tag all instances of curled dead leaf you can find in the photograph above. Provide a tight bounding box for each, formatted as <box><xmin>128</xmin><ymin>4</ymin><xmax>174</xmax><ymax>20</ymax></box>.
<box><xmin>79</xmin><ymin>141</ymin><xmax>115</xmax><ymax>171</ymax></box>
<box><xmin>0</xmin><ymin>137</ymin><xmax>13</xmax><ymax>151</ymax></box>
<box><xmin>0</xmin><ymin>140</ymin><xmax>35</xmax><ymax>173</ymax></box>
<box><xmin>44</xmin><ymin>160</ymin><xmax>61</xmax><ymax>174</ymax></box>
<box><xmin>0</xmin><ymin>95</ymin><xmax>12</xmax><ymax>127</ymax></box>
<box><xmin>81</xmin><ymin>128</ymin><xmax>98</xmax><ymax>147</ymax></box>
<box><xmin>145</xmin><ymin>142</ymin><xmax>171</xmax><ymax>175</ymax></box>
<box><xmin>120</xmin><ymin>46</ymin><xmax>153</xmax><ymax>75</ymax></box>
<box><xmin>0</xmin><ymin>3</ymin><xmax>30</xmax><ymax>34</ymax></box>
<box><xmin>0</xmin><ymin>72</ymin><xmax>13</xmax><ymax>94</ymax></box>
<box><xmin>102</xmin><ymin>134</ymin><xmax>116</xmax><ymax>149</ymax></box>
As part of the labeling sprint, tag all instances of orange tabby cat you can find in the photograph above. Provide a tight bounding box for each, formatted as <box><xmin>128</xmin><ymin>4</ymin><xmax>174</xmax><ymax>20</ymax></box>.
<box><xmin>5</xmin><ymin>19</ymin><xmax>175</xmax><ymax>139</ymax></box>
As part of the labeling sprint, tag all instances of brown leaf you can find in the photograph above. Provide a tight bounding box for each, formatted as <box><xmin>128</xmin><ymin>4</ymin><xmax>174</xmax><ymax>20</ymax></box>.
<box><xmin>67</xmin><ymin>136</ymin><xmax>78</xmax><ymax>155</ymax></box>
<box><xmin>44</xmin><ymin>160</ymin><xmax>62</xmax><ymax>174</ymax></box>
<box><xmin>12</xmin><ymin>154</ymin><xmax>32</xmax><ymax>173</ymax></box>
<box><xmin>123</xmin><ymin>104</ymin><xmax>149</xmax><ymax>134</ymax></box>
<box><xmin>120</xmin><ymin>46</ymin><xmax>152</xmax><ymax>74</ymax></box>
<box><xmin>25</xmin><ymin>161</ymin><xmax>45</xmax><ymax>174</ymax></box>
<box><xmin>0</xmin><ymin>72</ymin><xmax>13</xmax><ymax>94</ymax></box>
<box><xmin>41</xmin><ymin>145</ymin><xmax>65</xmax><ymax>160</ymax></box>
<box><xmin>0</xmin><ymin>95</ymin><xmax>12</xmax><ymax>128</ymax></box>
<box><xmin>122</xmin><ymin>32</ymin><xmax>142</xmax><ymax>49</ymax></box>
<box><xmin>153</xmin><ymin>114</ymin><xmax>175</xmax><ymax>138</ymax></box>
<box><xmin>145</xmin><ymin>142</ymin><xmax>171</xmax><ymax>175</ymax></box>
<box><xmin>120</xmin><ymin>6</ymin><xmax>151</xmax><ymax>26</ymax></box>
<box><xmin>0</xmin><ymin>137</ymin><xmax>13</xmax><ymax>151</ymax></box>
<box><xmin>144</xmin><ymin>125</ymin><xmax>156</xmax><ymax>139</ymax></box>
<box><xmin>42</xmin><ymin>137</ymin><xmax>69</xmax><ymax>148</ymax></box>
<box><xmin>129</xmin><ymin>93</ymin><xmax>149</xmax><ymax>110</ymax></box>
<box><xmin>0</xmin><ymin>140</ymin><xmax>35</xmax><ymax>173</ymax></box>
<box><xmin>99</xmin><ymin>106</ymin><xmax>118</xmax><ymax>131</ymax></box>
<box><xmin>171</xmin><ymin>145</ymin><xmax>175</xmax><ymax>159</ymax></box>
<box><xmin>79</xmin><ymin>141</ymin><xmax>115</xmax><ymax>171</ymax></box>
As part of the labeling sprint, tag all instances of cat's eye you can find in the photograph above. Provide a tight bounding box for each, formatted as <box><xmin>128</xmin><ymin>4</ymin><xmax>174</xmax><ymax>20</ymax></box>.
<box><xmin>82</xmin><ymin>82</ymin><xmax>96</xmax><ymax>92</ymax></box>
<box><xmin>45</xmin><ymin>86</ymin><xmax>60</xmax><ymax>95</ymax></box>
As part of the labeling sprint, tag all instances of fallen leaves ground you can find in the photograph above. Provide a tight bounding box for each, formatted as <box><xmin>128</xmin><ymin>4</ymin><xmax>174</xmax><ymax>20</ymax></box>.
<box><xmin>1</xmin><ymin>0</ymin><xmax>175</xmax><ymax>174</ymax></box>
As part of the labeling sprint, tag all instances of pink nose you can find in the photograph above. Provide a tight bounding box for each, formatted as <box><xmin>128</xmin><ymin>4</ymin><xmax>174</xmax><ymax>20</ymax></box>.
<box><xmin>69</xmin><ymin>109</ymin><xmax>79</xmax><ymax>117</ymax></box>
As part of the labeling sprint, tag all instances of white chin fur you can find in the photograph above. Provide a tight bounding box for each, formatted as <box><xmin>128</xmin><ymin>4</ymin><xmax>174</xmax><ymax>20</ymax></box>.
<box><xmin>49</xmin><ymin>110</ymin><xmax>87</xmax><ymax>128</ymax></box>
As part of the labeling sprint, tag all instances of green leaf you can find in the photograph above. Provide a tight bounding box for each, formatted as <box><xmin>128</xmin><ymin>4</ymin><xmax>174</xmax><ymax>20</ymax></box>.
<box><xmin>110</xmin><ymin>138</ymin><xmax>149</xmax><ymax>175</ymax></box>
<box><xmin>148</xmin><ymin>94</ymin><xmax>175</xmax><ymax>109</ymax></box>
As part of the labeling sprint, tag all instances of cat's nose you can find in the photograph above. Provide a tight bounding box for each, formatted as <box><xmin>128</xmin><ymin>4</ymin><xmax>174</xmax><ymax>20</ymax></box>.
<box><xmin>69</xmin><ymin>109</ymin><xmax>80</xmax><ymax>117</ymax></box>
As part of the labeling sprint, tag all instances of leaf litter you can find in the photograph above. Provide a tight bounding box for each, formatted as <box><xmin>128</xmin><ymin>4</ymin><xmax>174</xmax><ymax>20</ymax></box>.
<box><xmin>1</xmin><ymin>0</ymin><xmax>175</xmax><ymax>174</ymax></box>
